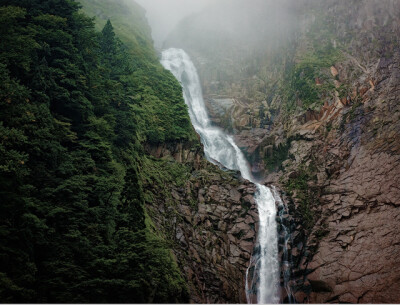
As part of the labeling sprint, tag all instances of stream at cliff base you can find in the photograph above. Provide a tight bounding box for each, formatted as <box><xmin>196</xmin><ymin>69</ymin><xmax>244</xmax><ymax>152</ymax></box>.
<box><xmin>161</xmin><ymin>48</ymin><xmax>282</xmax><ymax>303</ymax></box>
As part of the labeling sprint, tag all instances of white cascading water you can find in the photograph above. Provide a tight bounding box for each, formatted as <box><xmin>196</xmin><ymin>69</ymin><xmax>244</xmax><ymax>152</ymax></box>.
<box><xmin>273</xmin><ymin>186</ymin><xmax>295</xmax><ymax>304</ymax></box>
<box><xmin>161</xmin><ymin>48</ymin><xmax>280</xmax><ymax>304</ymax></box>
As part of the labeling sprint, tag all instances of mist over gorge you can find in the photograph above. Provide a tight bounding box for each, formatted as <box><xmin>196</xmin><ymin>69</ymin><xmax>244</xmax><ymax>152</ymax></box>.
<box><xmin>0</xmin><ymin>0</ymin><xmax>399</xmax><ymax>304</ymax></box>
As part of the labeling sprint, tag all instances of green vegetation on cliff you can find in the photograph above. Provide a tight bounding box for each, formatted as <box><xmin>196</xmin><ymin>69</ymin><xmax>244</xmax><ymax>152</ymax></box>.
<box><xmin>281</xmin><ymin>13</ymin><xmax>343</xmax><ymax>112</ymax></box>
<box><xmin>79</xmin><ymin>0</ymin><xmax>152</xmax><ymax>55</ymax></box>
<box><xmin>0</xmin><ymin>0</ymin><xmax>192</xmax><ymax>302</ymax></box>
<box><xmin>283</xmin><ymin>163</ymin><xmax>318</xmax><ymax>230</ymax></box>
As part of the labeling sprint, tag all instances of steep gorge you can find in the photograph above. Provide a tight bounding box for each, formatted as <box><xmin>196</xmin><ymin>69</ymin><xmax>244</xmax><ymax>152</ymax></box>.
<box><xmin>1</xmin><ymin>0</ymin><xmax>399</xmax><ymax>303</ymax></box>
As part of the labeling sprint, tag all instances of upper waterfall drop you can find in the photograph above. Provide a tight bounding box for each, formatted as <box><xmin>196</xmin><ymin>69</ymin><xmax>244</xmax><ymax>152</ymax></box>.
<box><xmin>161</xmin><ymin>48</ymin><xmax>247</xmax><ymax>174</ymax></box>
<box><xmin>161</xmin><ymin>48</ymin><xmax>280</xmax><ymax>304</ymax></box>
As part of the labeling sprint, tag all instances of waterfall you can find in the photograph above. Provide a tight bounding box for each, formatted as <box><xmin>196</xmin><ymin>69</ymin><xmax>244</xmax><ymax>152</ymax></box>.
<box><xmin>273</xmin><ymin>186</ymin><xmax>295</xmax><ymax>304</ymax></box>
<box><xmin>161</xmin><ymin>48</ymin><xmax>280</xmax><ymax>304</ymax></box>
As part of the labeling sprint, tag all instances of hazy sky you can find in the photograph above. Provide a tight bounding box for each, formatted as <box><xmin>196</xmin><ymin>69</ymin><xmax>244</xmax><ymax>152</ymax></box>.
<box><xmin>133</xmin><ymin>0</ymin><xmax>214</xmax><ymax>47</ymax></box>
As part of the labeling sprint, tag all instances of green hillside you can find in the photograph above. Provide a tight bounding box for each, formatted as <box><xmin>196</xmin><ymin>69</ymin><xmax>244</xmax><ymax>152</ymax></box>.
<box><xmin>79</xmin><ymin>0</ymin><xmax>154</xmax><ymax>57</ymax></box>
<box><xmin>0</xmin><ymin>0</ymin><xmax>193</xmax><ymax>302</ymax></box>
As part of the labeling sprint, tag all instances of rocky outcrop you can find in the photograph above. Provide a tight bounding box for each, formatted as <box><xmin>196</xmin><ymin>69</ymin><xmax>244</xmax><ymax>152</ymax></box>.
<box><xmin>176</xmin><ymin>179</ymin><xmax>258</xmax><ymax>303</ymax></box>
<box><xmin>204</xmin><ymin>97</ymin><xmax>267</xmax><ymax>132</ymax></box>
<box><xmin>270</xmin><ymin>41</ymin><xmax>400</xmax><ymax>302</ymax></box>
<box><xmin>144</xmin><ymin>138</ymin><xmax>203</xmax><ymax>166</ymax></box>
<box><xmin>145</xmin><ymin>158</ymin><xmax>259</xmax><ymax>303</ymax></box>
<box><xmin>277</xmin><ymin>112</ymin><xmax>400</xmax><ymax>303</ymax></box>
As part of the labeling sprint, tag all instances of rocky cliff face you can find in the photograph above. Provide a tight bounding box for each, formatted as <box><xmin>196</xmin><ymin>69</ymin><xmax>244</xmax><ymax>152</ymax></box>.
<box><xmin>165</xmin><ymin>0</ymin><xmax>400</xmax><ymax>303</ymax></box>
<box><xmin>171</xmin><ymin>172</ymin><xmax>258</xmax><ymax>304</ymax></box>
<box><xmin>266</xmin><ymin>2</ymin><xmax>400</xmax><ymax>302</ymax></box>
<box><xmin>273</xmin><ymin>45</ymin><xmax>400</xmax><ymax>303</ymax></box>
<box><xmin>144</xmin><ymin>143</ymin><xmax>259</xmax><ymax>303</ymax></box>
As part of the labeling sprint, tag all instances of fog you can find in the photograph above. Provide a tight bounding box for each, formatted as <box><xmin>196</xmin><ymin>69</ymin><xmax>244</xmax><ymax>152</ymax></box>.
<box><xmin>132</xmin><ymin>0</ymin><xmax>214</xmax><ymax>47</ymax></box>
<box><xmin>127</xmin><ymin>0</ymin><xmax>297</xmax><ymax>52</ymax></box>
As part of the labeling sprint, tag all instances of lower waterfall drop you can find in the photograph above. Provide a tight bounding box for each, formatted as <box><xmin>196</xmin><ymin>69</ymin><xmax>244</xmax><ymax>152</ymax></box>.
<box><xmin>161</xmin><ymin>48</ymin><xmax>280</xmax><ymax>304</ymax></box>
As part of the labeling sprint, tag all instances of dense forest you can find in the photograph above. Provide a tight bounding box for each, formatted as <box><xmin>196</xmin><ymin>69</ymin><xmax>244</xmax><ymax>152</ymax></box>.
<box><xmin>0</xmin><ymin>0</ymin><xmax>194</xmax><ymax>302</ymax></box>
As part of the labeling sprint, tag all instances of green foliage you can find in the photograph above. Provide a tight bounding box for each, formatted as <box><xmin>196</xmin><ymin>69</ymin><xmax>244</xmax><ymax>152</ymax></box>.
<box><xmin>337</xmin><ymin>83</ymin><xmax>350</xmax><ymax>99</ymax></box>
<box><xmin>79</xmin><ymin>0</ymin><xmax>153</xmax><ymax>56</ymax></box>
<box><xmin>82</xmin><ymin>0</ymin><xmax>196</xmax><ymax>144</ymax></box>
<box><xmin>140</xmin><ymin>155</ymin><xmax>192</xmax><ymax>226</ymax></box>
<box><xmin>101</xmin><ymin>20</ymin><xmax>117</xmax><ymax>55</ymax></box>
<box><xmin>282</xmin><ymin>47</ymin><xmax>341</xmax><ymax>111</ymax></box>
<box><xmin>0</xmin><ymin>1</ymin><xmax>190</xmax><ymax>302</ymax></box>
<box><xmin>281</xmin><ymin>14</ymin><xmax>343</xmax><ymax>112</ymax></box>
<box><xmin>264</xmin><ymin>140</ymin><xmax>292</xmax><ymax>172</ymax></box>
<box><xmin>0</xmin><ymin>6</ymin><xmax>39</xmax><ymax>73</ymax></box>
<box><xmin>128</xmin><ymin>66</ymin><xmax>196</xmax><ymax>144</ymax></box>
<box><xmin>284</xmin><ymin>163</ymin><xmax>318</xmax><ymax>230</ymax></box>
<box><xmin>142</xmin><ymin>156</ymin><xmax>191</xmax><ymax>191</ymax></box>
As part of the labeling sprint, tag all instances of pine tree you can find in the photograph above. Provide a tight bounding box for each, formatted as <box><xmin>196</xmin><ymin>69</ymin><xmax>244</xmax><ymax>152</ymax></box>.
<box><xmin>100</xmin><ymin>19</ymin><xmax>117</xmax><ymax>55</ymax></box>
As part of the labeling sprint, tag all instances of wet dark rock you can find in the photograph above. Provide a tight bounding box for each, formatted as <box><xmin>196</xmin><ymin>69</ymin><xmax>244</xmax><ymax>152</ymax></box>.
<box><xmin>147</xmin><ymin>159</ymin><xmax>258</xmax><ymax>303</ymax></box>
